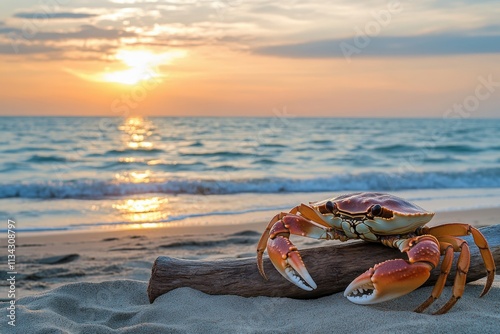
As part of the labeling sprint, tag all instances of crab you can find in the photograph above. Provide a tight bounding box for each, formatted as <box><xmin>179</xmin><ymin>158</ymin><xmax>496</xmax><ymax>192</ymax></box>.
<box><xmin>256</xmin><ymin>192</ymin><xmax>495</xmax><ymax>314</ymax></box>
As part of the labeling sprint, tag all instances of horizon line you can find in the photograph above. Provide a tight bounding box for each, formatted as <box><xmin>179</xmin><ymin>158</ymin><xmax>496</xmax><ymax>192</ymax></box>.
<box><xmin>0</xmin><ymin>115</ymin><xmax>499</xmax><ymax>120</ymax></box>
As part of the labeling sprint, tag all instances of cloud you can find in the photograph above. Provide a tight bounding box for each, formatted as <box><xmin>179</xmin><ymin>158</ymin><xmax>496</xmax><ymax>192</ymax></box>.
<box><xmin>0</xmin><ymin>26</ymin><xmax>19</xmax><ymax>34</ymax></box>
<box><xmin>13</xmin><ymin>12</ymin><xmax>97</xmax><ymax>19</ymax></box>
<box><xmin>255</xmin><ymin>33</ymin><xmax>500</xmax><ymax>58</ymax></box>
<box><xmin>0</xmin><ymin>25</ymin><xmax>135</xmax><ymax>41</ymax></box>
<box><xmin>0</xmin><ymin>24</ymin><xmax>133</xmax><ymax>58</ymax></box>
<box><xmin>36</xmin><ymin>25</ymin><xmax>135</xmax><ymax>40</ymax></box>
<box><xmin>0</xmin><ymin>43</ymin><xmax>59</xmax><ymax>55</ymax></box>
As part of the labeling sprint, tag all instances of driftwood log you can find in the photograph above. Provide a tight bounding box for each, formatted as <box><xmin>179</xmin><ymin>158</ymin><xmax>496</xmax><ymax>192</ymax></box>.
<box><xmin>148</xmin><ymin>225</ymin><xmax>500</xmax><ymax>303</ymax></box>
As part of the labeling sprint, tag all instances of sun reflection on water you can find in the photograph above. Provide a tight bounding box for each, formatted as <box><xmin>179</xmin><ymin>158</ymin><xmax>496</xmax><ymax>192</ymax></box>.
<box><xmin>119</xmin><ymin>117</ymin><xmax>156</xmax><ymax>150</ymax></box>
<box><xmin>114</xmin><ymin>116</ymin><xmax>164</xmax><ymax>183</ymax></box>
<box><xmin>112</xmin><ymin>197</ymin><xmax>170</xmax><ymax>224</ymax></box>
<box><xmin>115</xmin><ymin>170</ymin><xmax>153</xmax><ymax>183</ymax></box>
<box><xmin>111</xmin><ymin>117</ymin><xmax>172</xmax><ymax>228</ymax></box>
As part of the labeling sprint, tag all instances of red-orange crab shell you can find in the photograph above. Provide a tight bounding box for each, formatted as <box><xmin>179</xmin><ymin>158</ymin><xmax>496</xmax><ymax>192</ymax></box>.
<box><xmin>313</xmin><ymin>192</ymin><xmax>435</xmax><ymax>236</ymax></box>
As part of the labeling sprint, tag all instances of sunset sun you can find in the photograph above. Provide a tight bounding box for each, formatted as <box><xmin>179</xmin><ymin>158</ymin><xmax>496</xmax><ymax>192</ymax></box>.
<box><xmin>101</xmin><ymin>49</ymin><xmax>185</xmax><ymax>85</ymax></box>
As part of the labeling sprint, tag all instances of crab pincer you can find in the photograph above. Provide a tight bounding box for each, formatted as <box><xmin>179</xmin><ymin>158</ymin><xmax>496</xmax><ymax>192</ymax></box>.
<box><xmin>344</xmin><ymin>236</ymin><xmax>440</xmax><ymax>304</ymax></box>
<box><xmin>267</xmin><ymin>235</ymin><xmax>317</xmax><ymax>291</ymax></box>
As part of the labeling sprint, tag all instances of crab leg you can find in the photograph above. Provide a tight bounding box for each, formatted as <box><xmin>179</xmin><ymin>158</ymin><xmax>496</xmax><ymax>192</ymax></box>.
<box><xmin>414</xmin><ymin>240</ymin><xmax>454</xmax><ymax>313</ymax></box>
<box><xmin>433</xmin><ymin>236</ymin><xmax>470</xmax><ymax>315</ymax></box>
<box><xmin>257</xmin><ymin>210</ymin><xmax>336</xmax><ymax>290</ymax></box>
<box><xmin>344</xmin><ymin>235</ymin><xmax>441</xmax><ymax>304</ymax></box>
<box><xmin>425</xmin><ymin>223</ymin><xmax>496</xmax><ymax>297</ymax></box>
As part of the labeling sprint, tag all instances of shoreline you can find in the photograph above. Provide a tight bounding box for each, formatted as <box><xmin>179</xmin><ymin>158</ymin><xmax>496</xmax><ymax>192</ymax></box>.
<box><xmin>2</xmin><ymin>206</ymin><xmax>497</xmax><ymax>299</ymax></box>
<box><xmin>15</xmin><ymin>205</ymin><xmax>500</xmax><ymax>240</ymax></box>
<box><xmin>6</xmin><ymin>187</ymin><xmax>500</xmax><ymax>236</ymax></box>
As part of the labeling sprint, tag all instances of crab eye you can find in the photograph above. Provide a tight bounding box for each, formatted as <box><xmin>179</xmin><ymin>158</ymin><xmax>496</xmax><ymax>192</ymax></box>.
<box><xmin>326</xmin><ymin>201</ymin><xmax>337</xmax><ymax>213</ymax></box>
<box><xmin>371</xmin><ymin>204</ymin><xmax>382</xmax><ymax>216</ymax></box>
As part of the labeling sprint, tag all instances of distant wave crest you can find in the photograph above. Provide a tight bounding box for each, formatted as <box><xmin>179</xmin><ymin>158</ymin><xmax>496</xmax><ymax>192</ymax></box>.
<box><xmin>25</xmin><ymin>155</ymin><xmax>71</xmax><ymax>163</ymax></box>
<box><xmin>1</xmin><ymin>167</ymin><xmax>499</xmax><ymax>199</ymax></box>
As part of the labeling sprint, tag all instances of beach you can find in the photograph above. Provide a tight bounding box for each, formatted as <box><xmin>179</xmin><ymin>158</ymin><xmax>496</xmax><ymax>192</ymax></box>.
<box><xmin>2</xmin><ymin>0</ymin><xmax>500</xmax><ymax>330</ymax></box>
<box><xmin>2</xmin><ymin>117</ymin><xmax>500</xmax><ymax>332</ymax></box>
<box><xmin>3</xmin><ymin>206</ymin><xmax>499</xmax><ymax>333</ymax></box>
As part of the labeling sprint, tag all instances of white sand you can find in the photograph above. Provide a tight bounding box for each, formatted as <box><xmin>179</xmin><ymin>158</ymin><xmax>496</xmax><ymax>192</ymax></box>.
<box><xmin>13</xmin><ymin>276</ymin><xmax>500</xmax><ymax>333</ymax></box>
<box><xmin>3</xmin><ymin>208</ymin><xmax>500</xmax><ymax>333</ymax></box>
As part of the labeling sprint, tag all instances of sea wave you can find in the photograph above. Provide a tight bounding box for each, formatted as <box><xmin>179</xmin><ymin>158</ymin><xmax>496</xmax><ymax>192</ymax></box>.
<box><xmin>178</xmin><ymin>150</ymin><xmax>262</xmax><ymax>158</ymax></box>
<box><xmin>104</xmin><ymin>148</ymin><xmax>166</xmax><ymax>155</ymax></box>
<box><xmin>1</xmin><ymin>167</ymin><xmax>499</xmax><ymax>199</ymax></box>
<box><xmin>25</xmin><ymin>155</ymin><xmax>72</xmax><ymax>163</ymax></box>
<box><xmin>2</xmin><ymin>147</ymin><xmax>56</xmax><ymax>154</ymax></box>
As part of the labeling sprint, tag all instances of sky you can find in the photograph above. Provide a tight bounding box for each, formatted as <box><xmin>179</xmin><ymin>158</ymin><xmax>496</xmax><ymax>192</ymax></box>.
<box><xmin>0</xmin><ymin>0</ymin><xmax>499</xmax><ymax>117</ymax></box>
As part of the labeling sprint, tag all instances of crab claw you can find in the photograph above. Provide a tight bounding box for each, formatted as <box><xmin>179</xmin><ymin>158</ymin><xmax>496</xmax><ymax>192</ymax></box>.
<box><xmin>267</xmin><ymin>236</ymin><xmax>317</xmax><ymax>291</ymax></box>
<box><xmin>344</xmin><ymin>259</ymin><xmax>433</xmax><ymax>304</ymax></box>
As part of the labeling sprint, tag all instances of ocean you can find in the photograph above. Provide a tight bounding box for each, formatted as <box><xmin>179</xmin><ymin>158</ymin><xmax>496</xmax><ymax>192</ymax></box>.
<box><xmin>1</xmin><ymin>116</ymin><xmax>500</xmax><ymax>232</ymax></box>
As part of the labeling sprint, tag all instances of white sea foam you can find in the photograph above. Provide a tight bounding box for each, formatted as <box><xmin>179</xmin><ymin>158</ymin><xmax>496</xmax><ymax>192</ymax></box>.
<box><xmin>1</xmin><ymin>167</ymin><xmax>499</xmax><ymax>199</ymax></box>
<box><xmin>0</xmin><ymin>168</ymin><xmax>500</xmax><ymax>199</ymax></box>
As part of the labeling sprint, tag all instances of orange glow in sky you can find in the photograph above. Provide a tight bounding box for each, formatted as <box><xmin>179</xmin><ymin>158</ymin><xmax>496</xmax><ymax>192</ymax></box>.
<box><xmin>0</xmin><ymin>1</ymin><xmax>499</xmax><ymax>117</ymax></box>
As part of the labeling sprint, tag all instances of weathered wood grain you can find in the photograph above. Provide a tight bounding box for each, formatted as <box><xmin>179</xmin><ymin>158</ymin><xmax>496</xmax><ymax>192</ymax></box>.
<box><xmin>148</xmin><ymin>225</ymin><xmax>500</xmax><ymax>303</ymax></box>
